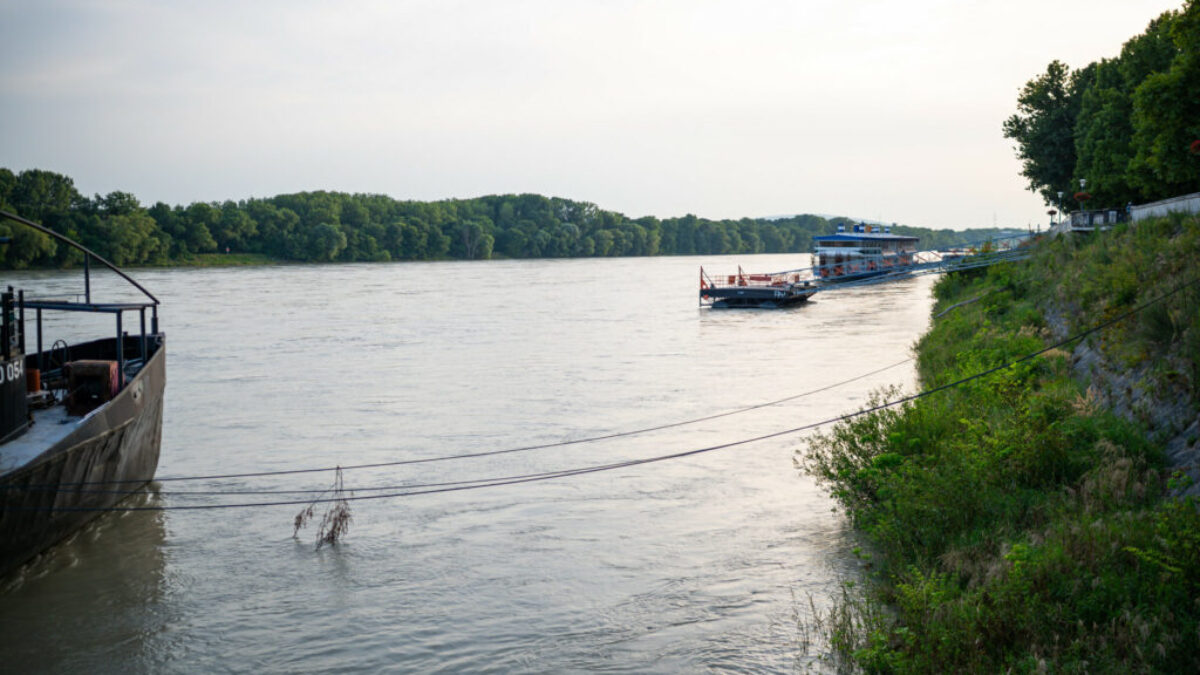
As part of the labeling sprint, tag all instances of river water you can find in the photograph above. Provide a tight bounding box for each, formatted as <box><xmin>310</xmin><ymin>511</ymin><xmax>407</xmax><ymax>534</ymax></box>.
<box><xmin>1</xmin><ymin>255</ymin><xmax>935</xmax><ymax>673</ymax></box>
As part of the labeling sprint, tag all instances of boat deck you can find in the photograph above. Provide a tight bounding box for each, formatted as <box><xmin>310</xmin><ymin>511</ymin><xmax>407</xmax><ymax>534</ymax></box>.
<box><xmin>0</xmin><ymin>402</ymin><xmax>84</xmax><ymax>475</ymax></box>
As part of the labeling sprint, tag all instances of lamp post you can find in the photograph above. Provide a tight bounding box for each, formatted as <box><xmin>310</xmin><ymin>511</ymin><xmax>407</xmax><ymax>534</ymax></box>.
<box><xmin>1057</xmin><ymin>191</ymin><xmax>1064</xmax><ymax>225</ymax></box>
<box><xmin>1075</xmin><ymin>180</ymin><xmax>1092</xmax><ymax>229</ymax></box>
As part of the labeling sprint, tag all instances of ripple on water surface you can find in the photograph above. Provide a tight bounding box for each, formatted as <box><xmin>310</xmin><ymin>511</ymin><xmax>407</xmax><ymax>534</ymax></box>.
<box><xmin>1</xmin><ymin>257</ymin><xmax>934</xmax><ymax>672</ymax></box>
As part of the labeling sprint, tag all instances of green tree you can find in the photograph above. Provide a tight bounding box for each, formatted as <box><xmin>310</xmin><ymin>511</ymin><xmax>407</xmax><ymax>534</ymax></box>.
<box><xmin>496</xmin><ymin>201</ymin><xmax>516</xmax><ymax>228</ymax></box>
<box><xmin>698</xmin><ymin>220</ymin><xmax>729</xmax><ymax>254</ymax></box>
<box><xmin>1075</xmin><ymin>13</ymin><xmax>1179</xmax><ymax>206</ymax></box>
<box><xmin>593</xmin><ymin>229</ymin><xmax>614</xmax><ymax>256</ymax></box>
<box><xmin>99</xmin><ymin>190</ymin><xmax>142</xmax><ymax>216</ymax></box>
<box><xmin>399</xmin><ymin>221</ymin><xmax>426</xmax><ymax>259</ymax></box>
<box><xmin>102</xmin><ymin>212</ymin><xmax>166</xmax><ymax>265</ymax></box>
<box><xmin>215</xmin><ymin>200</ymin><xmax>257</xmax><ymax>252</ymax></box>
<box><xmin>244</xmin><ymin>200</ymin><xmax>298</xmax><ymax>257</ymax></box>
<box><xmin>182</xmin><ymin>202</ymin><xmax>219</xmax><ymax>254</ymax></box>
<box><xmin>498</xmin><ymin>227</ymin><xmax>529</xmax><ymax>258</ymax></box>
<box><xmin>11</xmin><ymin>169</ymin><xmax>81</xmax><ymax>226</ymax></box>
<box><xmin>1075</xmin><ymin>61</ymin><xmax>1139</xmax><ymax>207</ymax></box>
<box><xmin>305</xmin><ymin>222</ymin><xmax>347</xmax><ymax>261</ymax></box>
<box><xmin>1002</xmin><ymin>61</ymin><xmax>1090</xmax><ymax>205</ymax></box>
<box><xmin>340</xmin><ymin>198</ymin><xmax>369</xmax><ymax>229</ymax></box>
<box><xmin>1129</xmin><ymin>0</ymin><xmax>1200</xmax><ymax>199</ymax></box>
<box><xmin>0</xmin><ymin>168</ymin><xmax>15</xmax><ymax>210</ymax></box>
<box><xmin>147</xmin><ymin>202</ymin><xmax>184</xmax><ymax>257</ymax></box>
<box><xmin>0</xmin><ymin>221</ymin><xmax>56</xmax><ymax>268</ymax></box>
<box><xmin>760</xmin><ymin>223</ymin><xmax>785</xmax><ymax>252</ymax></box>
<box><xmin>636</xmin><ymin>216</ymin><xmax>662</xmax><ymax>255</ymax></box>
<box><xmin>453</xmin><ymin>218</ymin><xmax>494</xmax><ymax>259</ymax></box>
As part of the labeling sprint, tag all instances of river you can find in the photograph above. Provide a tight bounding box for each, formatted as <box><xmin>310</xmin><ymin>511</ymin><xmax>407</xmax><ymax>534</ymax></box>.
<box><xmin>0</xmin><ymin>255</ymin><xmax>935</xmax><ymax>672</ymax></box>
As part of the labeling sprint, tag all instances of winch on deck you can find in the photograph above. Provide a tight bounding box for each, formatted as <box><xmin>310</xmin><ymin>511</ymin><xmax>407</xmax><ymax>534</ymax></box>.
<box><xmin>65</xmin><ymin>360</ymin><xmax>121</xmax><ymax>416</ymax></box>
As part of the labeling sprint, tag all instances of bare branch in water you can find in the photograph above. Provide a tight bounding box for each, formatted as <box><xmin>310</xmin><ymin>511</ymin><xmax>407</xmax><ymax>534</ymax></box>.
<box><xmin>293</xmin><ymin>505</ymin><xmax>315</xmax><ymax>537</ymax></box>
<box><xmin>293</xmin><ymin>467</ymin><xmax>353</xmax><ymax>549</ymax></box>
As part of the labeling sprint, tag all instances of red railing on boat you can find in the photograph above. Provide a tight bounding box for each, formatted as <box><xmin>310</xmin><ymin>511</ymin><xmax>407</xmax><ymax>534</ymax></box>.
<box><xmin>700</xmin><ymin>266</ymin><xmax>813</xmax><ymax>290</ymax></box>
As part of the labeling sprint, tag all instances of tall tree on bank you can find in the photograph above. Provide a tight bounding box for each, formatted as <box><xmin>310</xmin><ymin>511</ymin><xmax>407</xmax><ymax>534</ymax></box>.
<box><xmin>1074</xmin><ymin>11</ymin><xmax>1179</xmax><ymax>207</ymax></box>
<box><xmin>1003</xmin><ymin>60</ymin><xmax>1091</xmax><ymax>207</ymax></box>
<box><xmin>0</xmin><ymin>169</ymin><xmax>57</xmax><ymax>268</ymax></box>
<box><xmin>1010</xmin><ymin>1</ymin><xmax>1199</xmax><ymax>210</ymax></box>
<box><xmin>1129</xmin><ymin>0</ymin><xmax>1200</xmax><ymax>198</ymax></box>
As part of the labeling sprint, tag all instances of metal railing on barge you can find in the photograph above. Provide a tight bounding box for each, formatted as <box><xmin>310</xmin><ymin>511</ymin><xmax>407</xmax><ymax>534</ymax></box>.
<box><xmin>1</xmin><ymin>210</ymin><xmax>160</xmax><ymax>384</ymax></box>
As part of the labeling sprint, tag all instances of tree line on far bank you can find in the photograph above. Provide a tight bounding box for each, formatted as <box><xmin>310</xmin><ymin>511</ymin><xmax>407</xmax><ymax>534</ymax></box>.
<box><xmin>1003</xmin><ymin>0</ymin><xmax>1199</xmax><ymax>212</ymax></box>
<box><xmin>0</xmin><ymin>167</ymin><xmax>1000</xmax><ymax>269</ymax></box>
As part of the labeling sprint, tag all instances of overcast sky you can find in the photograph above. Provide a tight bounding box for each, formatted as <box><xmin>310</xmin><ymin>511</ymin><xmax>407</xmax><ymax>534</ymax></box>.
<box><xmin>0</xmin><ymin>0</ymin><xmax>1183</xmax><ymax>230</ymax></box>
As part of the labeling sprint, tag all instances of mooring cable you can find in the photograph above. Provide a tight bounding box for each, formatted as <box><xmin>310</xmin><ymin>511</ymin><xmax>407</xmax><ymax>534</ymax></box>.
<box><xmin>10</xmin><ymin>357</ymin><xmax>915</xmax><ymax>489</ymax></box>
<box><xmin>14</xmin><ymin>273</ymin><xmax>1198</xmax><ymax>512</ymax></box>
<box><xmin>8</xmin><ymin>233</ymin><xmax>1036</xmax><ymax>490</ymax></box>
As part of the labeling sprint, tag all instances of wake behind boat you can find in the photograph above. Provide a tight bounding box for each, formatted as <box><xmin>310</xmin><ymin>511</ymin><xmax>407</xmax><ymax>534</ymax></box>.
<box><xmin>0</xmin><ymin>210</ymin><xmax>165</xmax><ymax>579</ymax></box>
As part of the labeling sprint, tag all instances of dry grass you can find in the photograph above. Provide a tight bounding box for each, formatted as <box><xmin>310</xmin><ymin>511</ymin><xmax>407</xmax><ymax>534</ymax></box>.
<box><xmin>1072</xmin><ymin>386</ymin><xmax>1103</xmax><ymax>416</ymax></box>
<box><xmin>1038</xmin><ymin>347</ymin><xmax>1072</xmax><ymax>360</ymax></box>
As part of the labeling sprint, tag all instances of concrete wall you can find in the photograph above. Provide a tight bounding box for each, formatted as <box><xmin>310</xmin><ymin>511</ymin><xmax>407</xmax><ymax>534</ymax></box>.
<box><xmin>1131</xmin><ymin>192</ymin><xmax>1200</xmax><ymax>222</ymax></box>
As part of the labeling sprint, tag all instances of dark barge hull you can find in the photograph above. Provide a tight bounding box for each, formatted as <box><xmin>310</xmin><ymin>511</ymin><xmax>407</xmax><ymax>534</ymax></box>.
<box><xmin>0</xmin><ymin>335</ymin><xmax>165</xmax><ymax>579</ymax></box>
<box><xmin>704</xmin><ymin>285</ymin><xmax>816</xmax><ymax>308</ymax></box>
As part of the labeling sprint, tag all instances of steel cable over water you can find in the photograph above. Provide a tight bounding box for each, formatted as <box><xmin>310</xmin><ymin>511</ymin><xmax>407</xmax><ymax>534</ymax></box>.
<box><xmin>11</xmin><ymin>273</ymin><xmax>1198</xmax><ymax>511</ymax></box>
<box><xmin>5</xmin><ymin>230</ymin><xmax>1035</xmax><ymax>492</ymax></box>
<box><xmin>10</xmin><ymin>357</ymin><xmax>916</xmax><ymax>490</ymax></box>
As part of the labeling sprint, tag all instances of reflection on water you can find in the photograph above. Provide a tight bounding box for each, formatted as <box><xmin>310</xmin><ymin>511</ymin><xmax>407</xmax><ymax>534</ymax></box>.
<box><xmin>1</xmin><ymin>256</ymin><xmax>934</xmax><ymax>672</ymax></box>
<box><xmin>0</xmin><ymin>491</ymin><xmax>169</xmax><ymax>672</ymax></box>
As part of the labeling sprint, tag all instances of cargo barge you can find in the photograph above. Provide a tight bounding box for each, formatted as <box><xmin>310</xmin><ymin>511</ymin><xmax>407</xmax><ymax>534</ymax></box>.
<box><xmin>0</xmin><ymin>210</ymin><xmax>165</xmax><ymax>579</ymax></box>
<box><xmin>699</xmin><ymin>266</ymin><xmax>817</xmax><ymax>308</ymax></box>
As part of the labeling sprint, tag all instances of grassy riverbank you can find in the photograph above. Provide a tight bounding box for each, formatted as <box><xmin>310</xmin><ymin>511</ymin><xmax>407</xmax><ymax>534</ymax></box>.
<box><xmin>804</xmin><ymin>213</ymin><xmax>1200</xmax><ymax>672</ymax></box>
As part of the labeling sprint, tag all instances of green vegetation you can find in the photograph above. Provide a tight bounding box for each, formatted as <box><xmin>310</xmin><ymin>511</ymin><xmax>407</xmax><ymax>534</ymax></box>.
<box><xmin>803</xmin><ymin>6</ymin><xmax>1200</xmax><ymax>668</ymax></box>
<box><xmin>1003</xmin><ymin>0</ymin><xmax>1199</xmax><ymax>210</ymax></box>
<box><xmin>0</xmin><ymin>167</ymin><xmax>1002</xmax><ymax>270</ymax></box>
<box><xmin>803</xmin><ymin>213</ymin><xmax>1200</xmax><ymax>672</ymax></box>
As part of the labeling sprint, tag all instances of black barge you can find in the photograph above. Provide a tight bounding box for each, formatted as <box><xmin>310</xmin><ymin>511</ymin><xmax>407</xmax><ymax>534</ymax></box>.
<box><xmin>0</xmin><ymin>210</ymin><xmax>165</xmax><ymax>579</ymax></box>
<box><xmin>699</xmin><ymin>266</ymin><xmax>818</xmax><ymax>309</ymax></box>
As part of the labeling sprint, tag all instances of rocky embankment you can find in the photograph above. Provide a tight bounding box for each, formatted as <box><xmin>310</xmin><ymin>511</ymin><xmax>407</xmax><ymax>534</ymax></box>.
<box><xmin>1048</xmin><ymin>303</ymin><xmax>1200</xmax><ymax>496</ymax></box>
